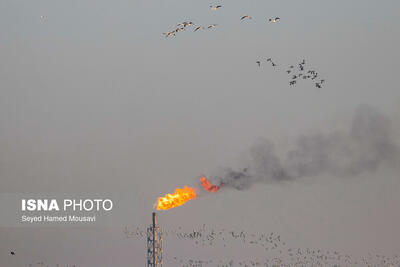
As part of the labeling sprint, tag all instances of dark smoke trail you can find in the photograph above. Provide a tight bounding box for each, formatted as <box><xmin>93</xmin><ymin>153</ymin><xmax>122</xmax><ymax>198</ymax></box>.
<box><xmin>212</xmin><ymin>105</ymin><xmax>399</xmax><ymax>190</ymax></box>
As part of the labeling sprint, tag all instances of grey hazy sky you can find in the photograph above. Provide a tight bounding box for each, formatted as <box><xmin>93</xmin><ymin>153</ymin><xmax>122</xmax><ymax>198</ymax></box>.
<box><xmin>1</xmin><ymin>0</ymin><xmax>400</xmax><ymax>266</ymax></box>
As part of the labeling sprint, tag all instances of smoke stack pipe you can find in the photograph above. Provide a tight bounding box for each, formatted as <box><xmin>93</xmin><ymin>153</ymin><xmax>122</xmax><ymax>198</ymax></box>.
<box><xmin>152</xmin><ymin>212</ymin><xmax>157</xmax><ymax>265</ymax></box>
<box><xmin>147</xmin><ymin>211</ymin><xmax>162</xmax><ymax>266</ymax></box>
<box><xmin>152</xmin><ymin>212</ymin><xmax>157</xmax><ymax>226</ymax></box>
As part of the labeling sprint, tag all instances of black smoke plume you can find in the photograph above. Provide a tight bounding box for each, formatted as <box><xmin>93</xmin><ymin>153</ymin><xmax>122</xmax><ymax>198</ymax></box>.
<box><xmin>212</xmin><ymin>105</ymin><xmax>399</xmax><ymax>190</ymax></box>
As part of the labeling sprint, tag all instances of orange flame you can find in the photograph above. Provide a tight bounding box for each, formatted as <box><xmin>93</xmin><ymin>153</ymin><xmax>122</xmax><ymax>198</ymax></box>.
<box><xmin>200</xmin><ymin>176</ymin><xmax>220</xmax><ymax>192</ymax></box>
<box><xmin>156</xmin><ymin>186</ymin><xmax>197</xmax><ymax>210</ymax></box>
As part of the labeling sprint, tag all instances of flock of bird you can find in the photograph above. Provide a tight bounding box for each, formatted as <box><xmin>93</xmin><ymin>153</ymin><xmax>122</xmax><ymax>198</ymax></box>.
<box><xmin>23</xmin><ymin>263</ymin><xmax>77</xmax><ymax>267</ymax></box>
<box><xmin>174</xmin><ymin>252</ymin><xmax>400</xmax><ymax>267</ymax></box>
<box><xmin>20</xmin><ymin>251</ymin><xmax>400</xmax><ymax>267</ymax></box>
<box><xmin>162</xmin><ymin>4</ymin><xmax>281</xmax><ymax>39</ymax></box>
<box><xmin>162</xmin><ymin>3</ymin><xmax>326</xmax><ymax>89</ymax></box>
<box><xmin>124</xmin><ymin>225</ymin><xmax>398</xmax><ymax>266</ymax></box>
<box><xmin>257</xmin><ymin>57</ymin><xmax>326</xmax><ymax>88</ymax></box>
<box><xmin>125</xmin><ymin>224</ymin><xmax>284</xmax><ymax>250</ymax></box>
<box><xmin>163</xmin><ymin>19</ymin><xmax>219</xmax><ymax>38</ymax></box>
<box><xmin>11</xmin><ymin>225</ymin><xmax>398</xmax><ymax>266</ymax></box>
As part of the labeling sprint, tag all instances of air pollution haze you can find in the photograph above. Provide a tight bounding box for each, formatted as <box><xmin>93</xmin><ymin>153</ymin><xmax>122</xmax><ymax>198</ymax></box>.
<box><xmin>208</xmin><ymin>105</ymin><xmax>399</xmax><ymax>190</ymax></box>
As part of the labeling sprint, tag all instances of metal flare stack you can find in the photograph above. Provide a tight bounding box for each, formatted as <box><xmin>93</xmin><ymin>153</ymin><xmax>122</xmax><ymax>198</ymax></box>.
<box><xmin>147</xmin><ymin>212</ymin><xmax>162</xmax><ymax>267</ymax></box>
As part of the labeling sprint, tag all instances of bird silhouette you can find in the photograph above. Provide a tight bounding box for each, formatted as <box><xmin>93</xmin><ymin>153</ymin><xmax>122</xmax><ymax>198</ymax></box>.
<box><xmin>194</xmin><ymin>26</ymin><xmax>204</xmax><ymax>32</ymax></box>
<box><xmin>268</xmin><ymin>17</ymin><xmax>280</xmax><ymax>22</ymax></box>
<box><xmin>210</xmin><ymin>5</ymin><xmax>222</xmax><ymax>10</ymax></box>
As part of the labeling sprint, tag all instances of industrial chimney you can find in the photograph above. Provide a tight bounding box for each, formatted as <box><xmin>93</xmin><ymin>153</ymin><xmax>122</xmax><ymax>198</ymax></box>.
<box><xmin>147</xmin><ymin>212</ymin><xmax>162</xmax><ymax>267</ymax></box>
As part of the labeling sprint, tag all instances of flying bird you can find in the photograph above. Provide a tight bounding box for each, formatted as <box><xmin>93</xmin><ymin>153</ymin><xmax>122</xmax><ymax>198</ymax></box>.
<box><xmin>256</xmin><ymin>61</ymin><xmax>261</xmax><ymax>67</ymax></box>
<box><xmin>266</xmin><ymin>58</ymin><xmax>277</xmax><ymax>66</ymax></box>
<box><xmin>175</xmin><ymin>27</ymin><xmax>185</xmax><ymax>32</ymax></box>
<box><xmin>194</xmin><ymin>26</ymin><xmax>204</xmax><ymax>32</ymax></box>
<box><xmin>163</xmin><ymin>31</ymin><xmax>176</xmax><ymax>38</ymax></box>
<box><xmin>207</xmin><ymin>24</ymin><xmax>217</xmax><ymax>29</ymax></box>
<box><xmin>178</xmin><ymin>21</ymin><xmax>193</xmax><ymax>27</ymax></box>
<box><xmin>241</xmin><ymin>15</ymin><xmax>252</xmax><ymax>20</ymax></box>
<box><xmin>10</xmin><ymin>251</ymin><xmax>15</xmax><ymax>255</ymax></box>
<box><xmin>210</xmin><ymin>5</ymin><xmax>222</xmax><ymax>10</ymax></box>
<box><xmin>269</xmin><ymin>17</ymin><xmax>280</xmax><ymax>22</ymax></box>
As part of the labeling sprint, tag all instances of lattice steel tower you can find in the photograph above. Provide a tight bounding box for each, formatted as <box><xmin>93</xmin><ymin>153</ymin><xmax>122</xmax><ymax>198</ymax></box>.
<box><xmin>147</xmin><ymin>212</ymin><xmax>162</xmax><ymax>267</ymax></box>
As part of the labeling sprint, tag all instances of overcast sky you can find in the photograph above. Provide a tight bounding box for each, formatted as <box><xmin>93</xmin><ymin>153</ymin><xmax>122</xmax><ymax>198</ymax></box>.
<box><xmin>1</xmin><ymin>0</ymin><xmax>400</xmax><ymax>266</ymax></box>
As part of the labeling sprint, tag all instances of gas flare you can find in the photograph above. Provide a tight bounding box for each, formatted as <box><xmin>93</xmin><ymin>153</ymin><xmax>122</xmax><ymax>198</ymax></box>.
<box><xmin>200</xmin><ymin>176</ymin><xmax>221</xmax><ymax>192</ymax></box>
<box><xmin>156</xmin><ymin>186</ymin><xmax>197</xmax><ymax>210</ymax></box>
